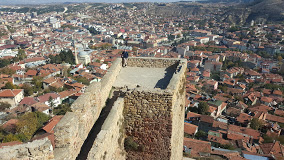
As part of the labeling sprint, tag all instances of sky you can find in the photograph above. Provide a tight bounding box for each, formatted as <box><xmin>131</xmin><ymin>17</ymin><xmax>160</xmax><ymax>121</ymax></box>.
<box><xmin>0</xmin><ymin>0</ymin><xmax>193</xmax><ymax>5</ymax></box>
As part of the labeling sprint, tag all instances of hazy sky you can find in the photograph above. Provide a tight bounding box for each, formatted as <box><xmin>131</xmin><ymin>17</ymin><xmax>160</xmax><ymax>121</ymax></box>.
<box><xmin>0</xmin><ymin>0</ymin><xmax>187</xmax><ymax>5</ymax></box>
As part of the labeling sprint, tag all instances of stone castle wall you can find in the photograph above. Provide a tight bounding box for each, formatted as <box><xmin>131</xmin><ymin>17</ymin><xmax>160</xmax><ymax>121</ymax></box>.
<box><xmin>53</xmin><ymin>58</ymin><xmax>123</xmax><ymax>160</ymax></box>
<box><xmin>122</xmin><ymin>59</ymin><xmax>186</xmax><ymax>160</ymax></box>
<box><xmin>167</xmin><ymin>60</ymin><xmax>187</xmax><ymax>160</ymax></box>
<box><xmin>0</xmin><ymin>57</ymin><xmax>186</xmax><ymax>160</ymax></box>
<box><xmin>87</xmin><ymin>98</ymin><xmax>125</xmax><ymax>160</ymax></box>
<box><xmin>0</xmin><ymin>138</ymin><xmax>53</xmax><ymax>160</ymax></box>
<box><xmin>127</xmin><ymin>57</ymin><xmax>180</xmax><ymax>68</ymax></box>
<box><xmin>123</xmin><ymin>88</ymin><xmax>174</xmax><ymax>160</ymax></box>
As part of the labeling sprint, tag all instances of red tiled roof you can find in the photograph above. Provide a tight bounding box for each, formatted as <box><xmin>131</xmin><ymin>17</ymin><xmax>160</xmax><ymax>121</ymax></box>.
<box><xmin>186</xmin><ymin>112</ymin><xmax>201</xmax><ymax>120</ymax></box>
<box><xmin>42</xmin><ymin>115</ymin><xmax>63</xmax><ymax>133</ymax></box>
<box><xmin>0</xmin><ymin>89</ymin><xmax>23</xmax><ymax>98</ymax></box>
<box><xmin>265</xmin><ymin>114</ymin><xmax>284</xmax><ymax>123</ymax></box>
<box><xmin>200</xmin><ymin>115</ymin><xmax>214</xmax><ymax>124</ymax></box>
<box><xmin>260</xmin><ymin>141</ymin><xmax>284</xmax><ymax>158</ymax></box>
<box><xmin>275</xmin><ymin>110</ymin><xmax>284</xmax><ymax>117</ymax></box>
<box><xmin>183</xmin><ymin>137</ymin><xmax>211</xmax><ymax>157</ymax></box>
<box><xmin>43</xmin><ymin>77</ymin><xmax>57</xmax><ymax>84</ymax></box>
<box><xmin>25</xmin><ymin>70</ymin><xmax>37</xmax><ymax>76</ymax></box>
<box><xmin>19</xmin><ymin>97</ymin><xmax>38</xmax><ymax>105</ymax></box>
<box><xmin>50</xmin><ymin>82</ymin><xmax>64</xmax><ymax>89</ymax></box>
<box><xmin>228</xmin><ymin>125</ymin><xmax>260</xmax><ymax>140</ymax></box>
<box><xmin>273</xmin><ymin>90</ymin><xmax>282</xmax><ymax>95</ymax></box>
<box><xmin>31</xmin><ymin>102</ymin><xmax>50</xmax><ymax>112</ymax></box>
<box><xmin>249</xmin><ymin>104</ymin><xmax>271</xmax><ymax>113</ymax></box>
<box><xmin>236</xmin><ymin>113</ymin><xmax>251</xmax><ymax>124</ymax></box>
<box><xmin>261</xmin><ymin>97</ymin><xmax>273</xmax><ymax>103</ymax></box>
<box><xmin>184</xmin><ymin>123</ymin><xmax>198</xmax><ymax>135</ymax></box>
<box><xmin>58</xmin><ymin>89</ymin><xmax>77</xmax><ymax>99</ymax></box>
<box><xmin>38</xmin><ymin>93</ymin><xmax>59</xmax><ymax>103</ymax></box>
<box><xmin>212</xmin><ymin>121</ymin><xmax>228</xmax><ymax>130</ymax></box>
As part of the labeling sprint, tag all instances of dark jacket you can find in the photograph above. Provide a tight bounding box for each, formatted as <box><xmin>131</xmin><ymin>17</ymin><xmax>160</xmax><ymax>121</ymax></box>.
<box><xmin>122</xmin><ymin>51</ymin><xmax>129</xmax><ymax>58</ymax></box>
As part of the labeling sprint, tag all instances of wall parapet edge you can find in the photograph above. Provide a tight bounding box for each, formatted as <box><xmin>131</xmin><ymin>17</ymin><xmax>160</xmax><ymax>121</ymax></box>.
<box><xmin>0</xmin><ymin>138</ymin><xmax>53</xmax><ymax>160</ymax></box>
<box><xmin>53</xmin><ymin>58</ymin><xmax>123</xmax><ymax>160</ymax></box>
<box><xmin>87</xmin><ymin>98</ymin><xmax>125</xmax><ymax>160</ymax></box>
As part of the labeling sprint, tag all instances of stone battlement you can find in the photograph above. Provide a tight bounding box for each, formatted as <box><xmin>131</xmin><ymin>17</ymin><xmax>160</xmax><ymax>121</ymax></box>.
<box><xmin>0</xmin><ymin>57</ymin><xmax>187</xmax><ymax>160</ymax></box>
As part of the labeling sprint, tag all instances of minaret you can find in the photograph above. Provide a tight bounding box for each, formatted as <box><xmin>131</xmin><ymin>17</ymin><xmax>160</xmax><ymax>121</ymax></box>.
<box><xmin>74</xmin><ymin>43</ymin><xmax>79</xmax><ymax>65</ymax></box>
<box><xmin>72</xmin><ymin>36</ymin><xmax>79</xmax><ymax>64</ymax></box>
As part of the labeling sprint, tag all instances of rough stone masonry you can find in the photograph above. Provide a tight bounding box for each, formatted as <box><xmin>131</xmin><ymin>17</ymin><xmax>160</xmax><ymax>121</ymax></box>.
<box><xmin>0</xmin><ymin>57</ymin><xmax>186</xmax><ymax>160</ymax></box>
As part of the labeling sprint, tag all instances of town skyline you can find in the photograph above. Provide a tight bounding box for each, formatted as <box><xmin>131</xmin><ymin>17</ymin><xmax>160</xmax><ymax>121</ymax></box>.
<box><xmin>0</xmin><ymin>0</ymin><xmax>194</xmax><ymax>5</ymax></box>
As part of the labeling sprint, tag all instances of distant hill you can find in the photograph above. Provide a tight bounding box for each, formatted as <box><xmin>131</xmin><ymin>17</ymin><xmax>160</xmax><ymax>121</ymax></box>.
<box><xmin>218</xmin><ymin>0</ymin><xmax>284</xmax><ymax>24</ymax></box>
<box><xmin>206</xmin><ymin>0</ymin><xmax>254</xmax><ymax>3</ymax></box>
<box><xmin>246</xmin><ymin>0</ymin><xmax>284</xmax><ymax>23</ymax></box>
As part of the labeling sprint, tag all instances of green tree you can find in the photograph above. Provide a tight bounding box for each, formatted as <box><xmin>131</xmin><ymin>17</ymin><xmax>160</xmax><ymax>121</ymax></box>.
<box><xmin>49</xmin><ymin>50</ymin><xmax>75</xmax><ymax>64</ymax></box>
<box><xmin>4</xmin><ymin>82</ymin><xmax>16</xmax><ymax>89</ymax></box>
<box><xmin>16</xmin><ymin>112</ymin><xmax>50</xmax><ymax>140</ymax></box>
<box><xmin>17</xmin><ymin>49</ymin><xmax>26</xmax><ymax>60</ymax></box>
<box><xmin>195</xmin><ymin>130</ymin><xmax>207</xmax><ymax>140</ymax></box>
<box><xmin>48</xmin><ymin>96</ymin><xmax>55</xmax><ymax>115</ymax></box>
<box><xmin>228</xmin><ymin>26</ymin><xmax>240</xmax><ymax>32</ymax></box>
<box><xmin>16</xmin><ymin>112</ymin><xmax>38</xmax><ymax>140</ymax></box>
<box><xmin>221</xmin><ymin>143</ymin><xmax>236</xmax><ymax>150</ymax></box>
<box><xmin>262</xmin><ymin>134</ymin><xmax>274</xmax><ymax>143</ymax></box>
<box><xmin>34</xmin><ymin>111</ymin><xmax>50</xmax><ymax>127</ymax></box>
<box><xmin>0</xmin><ymin>67</ymin><xmax>16</xmax><ymax>75</ymax></box>
<box><xmin>250</xmin><ymin>118</ymin><xmax>263</xmax><ymax>130</ymax></box>
<box><xmin>21</xmin><ymin>84</ymin><xmax>34</xmax><ymax>96</ymax></box>
<box><xmin>74</xmin><ymin>76</ymin><xmax>90</xmax><ymax>85</ymax></box>
<box><xmin>198</xmin><ymin>102</ymin><xmax>209</xmax><ymax>115</ymax></box>
<box><xmin>53</xmin><ymin>103</ymin><xmax>72</xmax><ymax>115</ymax></box>
<box><xmin>0</xmin><ymin>59</ymin><xmax>10</xmax><ymax>68</ymax></box>
<box><xmin>2</xmin><ymin>134</ymin><xmax>19</xmax><ymax>143</ymax></box>
<box><xmin>32</xmin><ymin>76</ymin><xmax>43</xmax><ymax>91</ymax></box>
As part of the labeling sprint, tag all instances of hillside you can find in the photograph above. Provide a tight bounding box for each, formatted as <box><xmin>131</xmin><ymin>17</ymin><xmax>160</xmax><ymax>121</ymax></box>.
<box><xmin>219</xmin><ymin>0</ymin><xmax>284</xmax><ymax>24</ymax></box>
<box><xmin>246</xmin><ymin>0</ymin><xmax>284</xmax><ymax>23</ymax></box>
<box><xmin>206</xmin><ymin>0</ymin><xmax>254</xmax><ymax>3</ymax></box>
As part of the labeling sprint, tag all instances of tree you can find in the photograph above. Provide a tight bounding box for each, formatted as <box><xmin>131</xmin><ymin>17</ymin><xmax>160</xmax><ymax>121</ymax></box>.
<box><xmin>32</xmin><ymin>76</ymin><xmax>43</xmax><ymax>91</ymax></box>
<box><xmin>278</xmin><ymin>55</ymin><xmax>283</xmax><ymax>62</ymax></box>
<box><xmin>0</xmin><ymin>67</ymin><xmax>16</xmax><ymax>75</ymax></box>
<box><xmin>16</xmin><ymin>112</ymin><xmax>38</xmax><ymax>140</ymax></box>
<box><xmin>211</xmin><ymin>72</ymin><xmax>220</xmax><ymax>81</ymax></box>
<box><xmin>2</xmin><ymin>134</ymin><xmax>19</xmax><ymax>143</ymax></box>
<box><xmin>74</xmin><ymin>76</ymin><xmax>90</xmax><ymax>85</ymax></box>
<box><xmin>16</xmin><ymin>112</ymin><xmax>50</xmax><ymax>141</ymax></box>
<box><xmin>0</xmin><ymin>102</ymin><xmax>11</xmax><ymax>112</ymax></box>
<box><xmin>0</xmin><ymin>59</ymin><xmax>10</xmax><ymax>68</ymax></box>
<box><xmin>34</xmin><ymin>111</ymin><xmax>50</xmax><ymax>127</ymax></box>
<box><xmin>49</xmin><ymin>50</ymin><xmax>75</xmax><ymax>64</ymax></box>
<box><xmin>53</xmin><ymin>103</ymin><xmax>72</xmax><ymax>115</ymax></box>
<box><xmin>87</xmin><ymin>27</ymin><xmax>101</xmax><ymax>35</ymax></box>
<box><xmin>221</xmin><ymin>143</ymin><xmax>235</xmax><ymax>150</ymax></box>
<box><xmin>21</xmin><ymin>84</ymin><xmax>34</xmax><ymax>96</ymax></box>
<box><xmin>17</xmin><ymin>49</ymin><xmax>26</xmax><ymax>60</ymax></box>
<box><xmin>262</xmin><ymin>134</ymin><xmax>274</xmax><ymax>143</ymax></box>
<box><xmin>48</xmin><ymin>96</ymin><xmax>55</xmax><ymax>115</ymax></box>
<box><xmin>3</xmin><ymin>82</ymin><xmax>17</xmax><ymax>89</ymax></box>
<box><xmin>228</xmin><ymin>26</ymin><xmax>240</xmax><ymax>32</ymax></box>
<box><xmin>195</xmin><ymin>130</ymin><xmax>207</xmax><ymax>140</ymax></box>
<box><xmin>198</xmin><ymin>102</ymin><xmax>209</xmax><ymax>115</ymax></box>
<box><xmin>250</xmin><ymin>118</ymin><xmax>263</xmax><ymax>130</ymax></box>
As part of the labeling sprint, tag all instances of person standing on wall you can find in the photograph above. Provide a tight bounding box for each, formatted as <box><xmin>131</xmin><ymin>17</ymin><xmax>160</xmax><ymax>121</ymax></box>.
<box><xmin>121</xmin><ymin>50</ymin><xmax>129</xmax><ymax>67</ymax></box>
